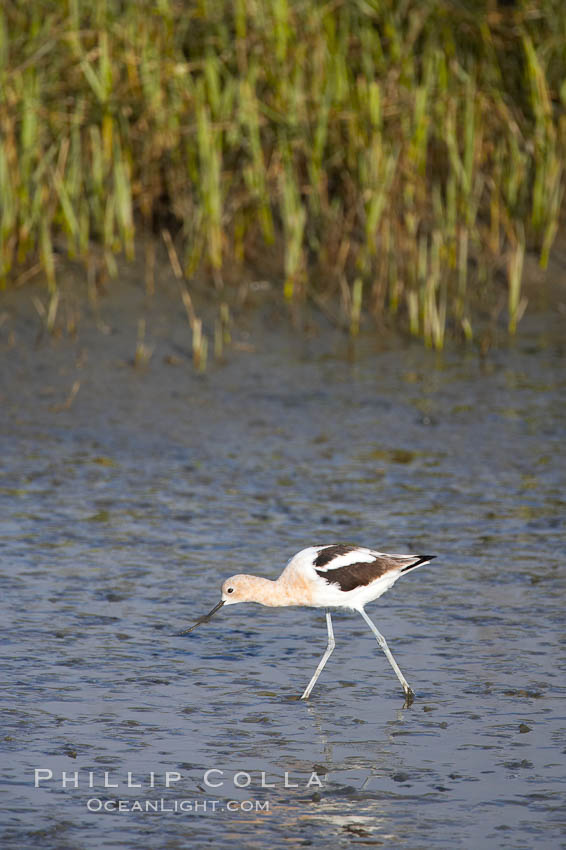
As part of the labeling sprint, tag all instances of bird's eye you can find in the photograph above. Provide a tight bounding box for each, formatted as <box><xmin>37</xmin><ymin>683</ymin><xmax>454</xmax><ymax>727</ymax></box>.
<box><xmin>227</xmin><ymin>587</ymin><xmax>234</xmax><ymax>594</ymax></box>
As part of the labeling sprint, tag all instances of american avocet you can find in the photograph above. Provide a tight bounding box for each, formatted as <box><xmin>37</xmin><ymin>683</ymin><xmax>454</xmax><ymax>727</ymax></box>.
<box><xmin>176</xmin><ymin>543</ymin><xmax>436</xmax><ymax>701</ymax></box>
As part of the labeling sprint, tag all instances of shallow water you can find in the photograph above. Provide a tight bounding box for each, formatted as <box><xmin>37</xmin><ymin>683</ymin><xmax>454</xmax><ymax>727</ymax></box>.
<box><xmin>1</xmin><ymin>283</ymin><xmax>565</xmax><ymax>849</ymax></box>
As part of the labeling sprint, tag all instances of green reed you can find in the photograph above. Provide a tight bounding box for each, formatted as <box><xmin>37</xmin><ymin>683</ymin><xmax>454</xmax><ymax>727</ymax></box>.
<box><xmin>1</xmin><ymin>0</ymin><xmax>565</xmax><ymax>347</ymax></box>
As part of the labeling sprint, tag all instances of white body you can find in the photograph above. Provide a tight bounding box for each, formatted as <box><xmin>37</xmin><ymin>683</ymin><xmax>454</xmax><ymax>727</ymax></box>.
<box><xmin>275</xmin><ymin>545</ymin><xmax>407</xmax><ymax>610</ymax></box>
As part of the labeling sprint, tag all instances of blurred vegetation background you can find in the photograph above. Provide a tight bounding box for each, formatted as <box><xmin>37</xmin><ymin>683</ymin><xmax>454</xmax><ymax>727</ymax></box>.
<box><xmin>1</xmin><ymin>0</ymin><xmax>565</xmax><ymax>346</ymax></box>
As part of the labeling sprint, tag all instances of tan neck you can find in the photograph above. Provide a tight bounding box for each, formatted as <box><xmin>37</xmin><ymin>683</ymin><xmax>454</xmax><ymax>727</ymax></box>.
<box><xmin>241</xmin><ymin>574</ymin><xmax>312</xmax><ymax>607</ymax></box>
<box><xmin>241</xmin><ymin>576</ymin><xmax>296</xmax><ymax>606</ymax></box>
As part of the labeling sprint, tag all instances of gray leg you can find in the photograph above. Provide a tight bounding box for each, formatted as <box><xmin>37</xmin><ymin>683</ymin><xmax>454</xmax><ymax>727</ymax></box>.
<box><xmin>359</xmin><ymin>608</ymin><xmax>414</xmax><ymax>703</ymax></box>
<box><xmin>300</xmin><ymin>611</ymin><xmax>335</xmax><ymax>700</ymax></box>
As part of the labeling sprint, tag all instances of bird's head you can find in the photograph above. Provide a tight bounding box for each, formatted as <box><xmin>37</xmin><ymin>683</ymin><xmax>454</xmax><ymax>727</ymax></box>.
<box><xmin>174</xmin><ymin>574</ymin><xmax>259</xmax><ymax>636</ymax></box>
<box><xmin>221</xmin><ymin>574</ymin><xmax>256</xmax><ymax>604</ymax></box>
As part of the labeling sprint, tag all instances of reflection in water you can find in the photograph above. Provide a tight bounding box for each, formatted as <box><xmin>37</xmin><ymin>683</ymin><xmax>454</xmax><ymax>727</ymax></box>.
<box><xmin>0</xmin><ymin>292</ymin><xmax>564</xmax><ymax>848</ymax></box>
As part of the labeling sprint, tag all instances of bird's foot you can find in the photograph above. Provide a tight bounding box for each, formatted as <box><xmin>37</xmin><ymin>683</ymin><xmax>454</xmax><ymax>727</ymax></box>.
<box><xmin>403</xmin><ymin>687</ymin><xmax>415</xmax><ymax>707</ymax></box>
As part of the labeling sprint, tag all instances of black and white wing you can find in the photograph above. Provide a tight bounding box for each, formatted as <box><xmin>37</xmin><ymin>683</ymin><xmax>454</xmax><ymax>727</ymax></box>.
<box><xmin>311</xmin><ymin>543</ymin><xmax>435</xmax><ymax>593</ymax></box>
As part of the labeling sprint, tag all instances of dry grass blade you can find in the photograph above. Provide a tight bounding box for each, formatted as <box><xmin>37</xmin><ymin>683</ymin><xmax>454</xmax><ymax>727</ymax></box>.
<box><xmin>0</xmin><ymin>0</ymin><xmax>564</xmax><ymax>352</ymax></box>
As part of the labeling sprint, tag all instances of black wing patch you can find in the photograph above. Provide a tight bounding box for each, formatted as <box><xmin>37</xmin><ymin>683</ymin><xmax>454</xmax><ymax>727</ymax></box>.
<box><xmin>313</xmin><ymin>543</ymin><xmax>358</xmax><ymax>568</ymax></box>
<box><xmin>316</xmin><ymin>554</ymin><xmax>436</xmax><ymax>592</ymax></box>
<box><xmin>400</xmin><ymin>554</ymin><xmax>436</xmax><ymax>572</ymax></box>
<box><xmin>315</xmin><ymin>558</ymin><xmax>393</xmax><ymax>592</ymax></box>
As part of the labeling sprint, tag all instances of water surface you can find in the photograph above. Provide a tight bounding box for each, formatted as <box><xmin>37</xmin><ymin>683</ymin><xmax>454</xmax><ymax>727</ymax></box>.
<box><xmin>1</xmin><ymin>283</ymin><xmax>565</xmax><ymax>848</ymax></box>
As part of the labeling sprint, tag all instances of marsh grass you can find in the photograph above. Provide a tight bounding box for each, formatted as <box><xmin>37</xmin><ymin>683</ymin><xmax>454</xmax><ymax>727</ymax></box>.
<box><xmin>1</xmin><ymin>1</ymin><xmax>565</xmax><ymax>348</ymax></box>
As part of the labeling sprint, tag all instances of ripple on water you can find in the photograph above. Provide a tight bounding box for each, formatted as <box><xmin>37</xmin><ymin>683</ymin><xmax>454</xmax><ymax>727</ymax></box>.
<box><xmin>1</xmin><ymin>303</ymin><xmax>565</xmax><ymax>849</ymax></box>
